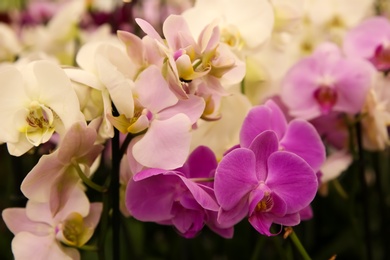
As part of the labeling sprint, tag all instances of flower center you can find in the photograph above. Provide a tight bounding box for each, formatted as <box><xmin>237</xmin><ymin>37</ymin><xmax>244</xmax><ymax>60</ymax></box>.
<box><xmin>255</xmin><ymin>192</ymin><xmax>274</xmax><ymax>212</ymax></box>
<box><xmin>370</xmin><ymin>43</ymin><xmax>390</xmax><ymax>71</ymax></box>
<box><xmin>56</xmin><ymin>212</ymin><xmax>85</xmax><ymax>247</ymax></box>
<box><xmin>23</xmin><ymin>101</ymin><xmax>56</xmax><ymax>146</ymax></box>
<box><xmin>313</xmin><ymin>85</ymin><xmax>337</xmax><ymax>114</ymax></box>
<box><xmin>221</xmin><ymin>25</ymin><xmax>244</xmax><ymax>50</ymax></box>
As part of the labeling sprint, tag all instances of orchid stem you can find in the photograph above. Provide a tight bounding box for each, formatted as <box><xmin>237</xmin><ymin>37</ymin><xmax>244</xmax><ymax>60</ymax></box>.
<box><xmin>111</xmin><ymin>106</ymin><xmax>121</xmax><ymax>260</ymax></box>
<box><xmin>372</xmin><ymin>151</ymin><xmax>389</xmax><ymax>259</ymax></box>
<box><xmin>79</xmin><ymin>244</ymin><xmax>98</xmax><ymax>251</ymax></box>
<box><xmin>355</xmin><ymin>119</ymin><xmax>373</xmax><ymax>260</ymax></box>
<box><xmin>289</xmin><ymin>229</ymin><xmax>311</xmax><ymax>260</ymax></box>
<box><xmin>240</xmin><ymin>79</ymin><xmax>245</xmax><ymax>94</ymax></box>
<box><xmin>73</xmin><ymin>163</ymin><xmax>106</xmax><ymax>193</ymax></box>
<box><xmin>190</xmin><ymin>177</ymin><xmax>214</xmax><ymax>183</ymax></box>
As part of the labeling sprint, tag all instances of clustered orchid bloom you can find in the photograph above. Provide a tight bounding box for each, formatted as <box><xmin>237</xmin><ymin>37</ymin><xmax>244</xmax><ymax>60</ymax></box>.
<box><xmin>214</xmin><ymin>100</ymin><xmax>324</xmax><ymax>236</ymax></box>
<box><xmin>2</xmin><ymin>187</ymin><xmax>102</xmax><ymax>260</ymax></box>
<box><xmin>1</xmin><ymin>0</ymin><xmax>390</xmax><ymax>259</ymax></box>
<box><xmin>0</xmin><ymin>60</ymin><xmax>84</xmax><ymax>156</ymax></box>
<box><xmin>281</xmin><ymin>42</ymin><xmax>374</xmax><ymax>120</ymax></box>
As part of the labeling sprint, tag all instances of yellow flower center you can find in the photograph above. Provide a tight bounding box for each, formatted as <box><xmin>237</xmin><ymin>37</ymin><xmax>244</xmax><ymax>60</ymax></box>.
<box><xmin>22</xmin><ymin>101</ymin><xmax>56</xmax><ymax>146</ymax></box>
<box><xmin>255</xmin><ymin>192</ymin><xmax>274</xmax><ymax>212</ymax></box>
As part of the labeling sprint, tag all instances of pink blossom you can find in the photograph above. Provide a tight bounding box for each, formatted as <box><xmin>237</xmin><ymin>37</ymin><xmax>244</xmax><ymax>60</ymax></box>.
<box><xmin>21</xmin><ymin>121</ymin><xmax>103</xmax><ymax>215</ymax></box>
<box><xmin>126</xmin><ymin>146</ymin><xmax>233</xmax><ymax>238</ymax></box>
<box><xmin>214</xmin><ymin>131</ymin><xmax>318</xmax><ymax>236</ymax></box>
<box><xmin>343</xmin><ymin>17</ymin><xmax>390</xmax><ymax>71</ymax></box>
<box><xmin>2</xmin><ymin>187</ymin><xmax>102</xmax><ymax>260</ymax></box>
<box><xmin>240</xmin><ymin>100</ymin><xmax>325</xmax><ymax>172</ymax></box>
<box><xmin>281</xmin><ymin>43</ymin><xmax>374</xmax><ymax>120</ymax></box>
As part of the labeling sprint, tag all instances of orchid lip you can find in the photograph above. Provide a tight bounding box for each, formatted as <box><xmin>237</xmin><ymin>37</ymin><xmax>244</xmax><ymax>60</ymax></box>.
<box><xmin>313</xmin><ymin>85</ymin><xmax>338</xmax><ymax>114</ymax></box>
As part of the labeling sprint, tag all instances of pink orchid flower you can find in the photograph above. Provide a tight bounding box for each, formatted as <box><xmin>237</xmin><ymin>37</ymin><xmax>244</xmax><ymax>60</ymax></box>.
<box><xmin>21</xmin><ymin>121</ymin><xmax>104</xmax><ymax>215</ymax></box>
<box><xmin>240</xmin><ymin>100</ymin><xmax>326</xmax><ymax>173</ymax></box>
<box><xmin>126</xmin><ymin>146</ymin><xmax>233</xmax><ymax>238</ymax></box>
<box><xmin>136</xmin><ymin>15</ymin><xmax>245</xmax><ymax>118</ymax></box>
<box><xmin>2</xmin><ymin>187</ymin><xmax>102</xmax><ymax>260</ymax></box>
<box><xmin>343</xmin><ymin>16</ymin><xmax>390</xmax><ymax>71</ymax></box>
<box><xmin>214</xmin><ymin>131</ymin><xmax>318</xmax><ymax>236</ymax></box>
<box><xmin>281</xmin><ymin>43</ymin><xmax>374</xmax><ymax>120</ymax></box>
<box><xmin>126</xmin><ymin>65</ymin><xmax>205</xmax><ymax>169</ymax></box>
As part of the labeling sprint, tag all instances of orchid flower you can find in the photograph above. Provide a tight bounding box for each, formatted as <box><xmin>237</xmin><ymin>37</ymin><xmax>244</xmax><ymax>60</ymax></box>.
<box><xmin>281</xmin><ymin>42</ymin><xmax>374</xmax><ymax>120</ymax></box>
<box><xmin>343</xmin><ymin>16</ymin><xmax>390</xmax><ymax>72</ymax></box>
<box><xmin>0</xmin><ymin>60</ymin><xmax>85</xmax><ymax>156</ymax></box>
<box><xmin>0</xmin><ymin>23</ymin><xmax>22</xmax><ymax>62</ymax></box>
<box><xmin>182</xmin><ymin>0</ymin><xmax>274</xmax><ymax>55</ymax></box>
<box><xmin>240</xmin><ymin>99</ymin><xmax>326</xmax><ymax>172</ymax></box>
<box><xmin>135</xmin><ymin>15</ymin><xmax>245</xmax><ymax>118</ymax></box>
<box><xmin>126</xmin><ymin>146</ymin><xmax>233</xmax><ymax>238</ymax></box>
<box><xmin>19</xmin><ymin>0</ymin><xmax>86</xmax><ymax>65</ymax></box>
<box><xmin>214</xmin><ymin>131</ymin><xmax>318</xmax><ymax>236</ymax></box>
<box><xmin>126</xmin><ymin>65</ymin><xmax>205</xmax><ymax>169</ymax></box>
<box><xmin>2</xmin><ymin>187</ymin><xmax>102</xmax><ymax>260</ymax></box>
<box><xmin>360</xmin><ymin>73</ymin><xmax>390</xmax><ymax>151</ymax></box>
<box><xmin>65</xmin><ymin>38</ymin><xmax>136</xmax><ymax>140</ymax></box>
<box><xmin>21</xmin><ymin>121</ymin><xmax>104</xmax><ymax>215</ymax></box>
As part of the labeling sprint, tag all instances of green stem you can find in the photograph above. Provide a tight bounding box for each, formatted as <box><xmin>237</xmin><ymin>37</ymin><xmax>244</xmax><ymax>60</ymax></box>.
<box><xmin>79</xmin><ymin>245</ymin><xmax>98</xmax><ymax>251</ymax></box>
<box><xmin>332</xmin><ymin>179</ymin><xmax>348</xmax><ymax>199</ymax></box>
<box><xmin>240</xmin><ymin>79</ymin><xmax>245</xmax><ymax>95</ymax></box>
<box><xmin>289</xmin><ymin>230</ymin><xmax>311</xmax><ymax>260</ymax></box>
<box><xmin>250</xmin><ymin>235</ymin><xmax>265</xmax><ymax>260</ymax></box>
<box><xmin>371</xmin><ymin>152</ymin><xmax>388</xmax><ymax>259</ymax></box>
<box><xmin>355</xmin><ymin>120</ymin><xmax>373</xmax><ymax>260</ymax></box>
<box><xmin>73</xmin><ymin>163</ymin><xmax>106</xmax><ymax>193</ymax></box>
<box><xmin>111</xmin><ymin>106</ymin><xmax>121</xmax><ymax>260</ymax></box>
<box><xmin>97</xmin><ymin>173</ymin><xmax>111</xmax><ymax>260</ymax></box>
<box><xmin>190</xmin><ymin>177</ymin><xmax>214</xmax><ymax>183</ymax></box>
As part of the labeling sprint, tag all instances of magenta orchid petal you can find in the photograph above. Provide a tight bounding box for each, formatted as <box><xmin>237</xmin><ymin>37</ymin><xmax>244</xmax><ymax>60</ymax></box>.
<box><xmin>126</xmin><ymin>174</ymin><xmax>176</xmax><ymax>222</ymax></box>
<box><xmin>272</xmin><ymin>212</ymin><xmax>301</xmax><ymax>227</ymax></box>
<box><xmin>268</xmin><ymin>193</ymin><xmax>288</xmax><ymax>217</ymax></box>
<box><xmin>133</xmin><ymin>168</ymin><xmax>167</xmax><ymax>181</ymax></box>
<box><xmin>280</xmin><ymin>119</ymin><xmax>326</xmax><ymax>172</ymax></box>
<box><xmin>179</xmin><ymin>145</ymin><xmax>217</xmax><ymax>179</ymax></box>
<box><xmin>248</xmin><ymin>189</ymin><xmax>265</xmax><ymax>216</ymax></box>
<box><xmin>266</xmin><ymin>152</ymin><xmax>318</xmax><ymax>214</ymax></box>
<box><xmin>217</xmin><ymin>198</ymin><xmax>249</xmax><ymax>228</ymax></box>
<box><xmin>214</xmin><ymin>148</ymin><xmax>258</xmax><ymax>211</ymax></box>
<box><xmin>248</xmin><ymin>214</ymin><xmax>274</xmax><ymax>236</ymax></box>
<box><xmin>299</xmin><ymin>205</ymin><xmax>314</xmax><ymax>221</ymax></box>
<box><xmin>174</xmin><ymin>175</ymin><xmax>219</xmax><ymax>211</ymax></box>
<box><xmin>171</xmin><ymin>206</ymin><xmax>204</xmax><ymax>238</ymax></box>
<box><xmin>240</xmin><ymin>100</ymin><xmax>287</xmax><ymax>148</ymax></box>
<box><xmin>206</xmin><ymin>210</ymin><xmax>234</xmax><ymax>239</ymax></box>
<box><xmin>135</xmin><ymin>65</ymin><xmax>178</xmax><ymax>114</ymax></box>
<box><xmin>133</xmin><ymin>114</ymin><xmax>192</xmax><ymax>169</ymax></box>
<box><xmin>248</xmin><ymin>131</ymin><xmax>279</xmax><ymax>181</ymax></box>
